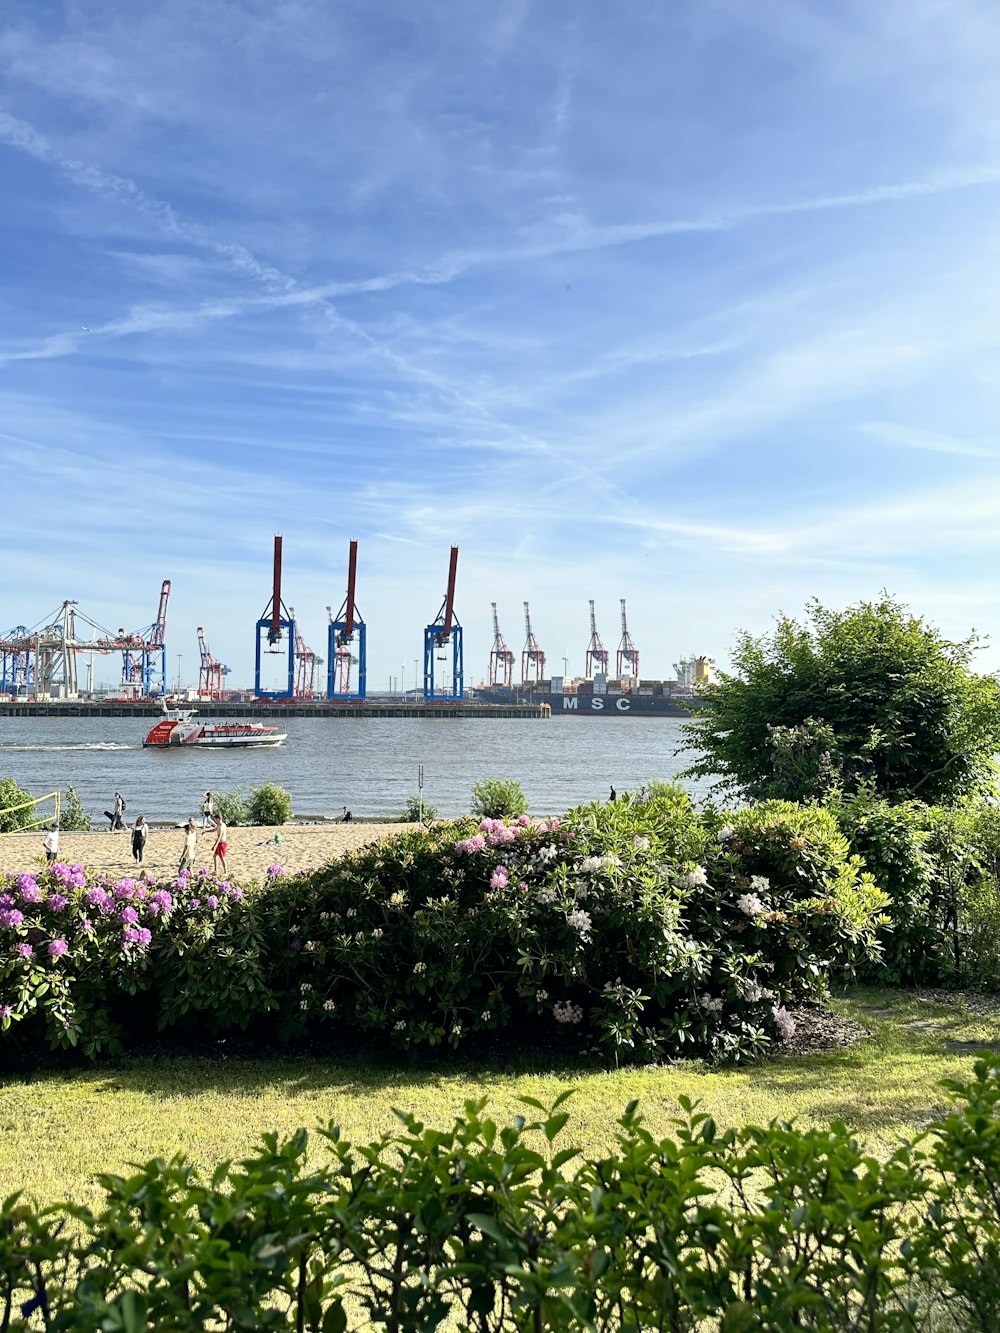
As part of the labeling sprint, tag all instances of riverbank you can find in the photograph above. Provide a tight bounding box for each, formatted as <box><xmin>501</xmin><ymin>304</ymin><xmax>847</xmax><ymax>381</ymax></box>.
<box><xmin>0</xmin><ymin>822</ymin><xmax>416</xmax><ymax>880</ymax></box>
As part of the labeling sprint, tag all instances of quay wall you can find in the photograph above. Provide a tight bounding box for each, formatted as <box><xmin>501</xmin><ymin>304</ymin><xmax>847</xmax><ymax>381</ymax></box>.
<box><xmin>0</xmin><ymin>700</ymin><xmax>548</xmax><ymax>720</ymax></box>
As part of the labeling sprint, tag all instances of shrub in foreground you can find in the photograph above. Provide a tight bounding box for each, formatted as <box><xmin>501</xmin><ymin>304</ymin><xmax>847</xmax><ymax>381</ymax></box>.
<box><xmin>6</xmin><ymin>1059</ymin><xmax>1000</xmax><ymax>1329</ymax></box>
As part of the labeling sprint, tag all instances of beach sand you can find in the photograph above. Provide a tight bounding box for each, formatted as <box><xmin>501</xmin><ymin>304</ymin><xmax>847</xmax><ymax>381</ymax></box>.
<box><xmin>0</xmin><ymin>822</ymin><xmax>417</xmax><ymax>882</ymax></box>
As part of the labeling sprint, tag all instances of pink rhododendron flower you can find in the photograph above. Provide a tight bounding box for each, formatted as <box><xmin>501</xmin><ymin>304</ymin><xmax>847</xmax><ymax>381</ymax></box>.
<box><xmin>47</xmin><ymin>938</ymin><xmax>68</xmax><ymax>958</ymax></box>
<box><xmin>490</xmin><ymin>867</ymin><xmax>510</xmax><ymax>890</ymax></box>
<box><xmin>0</xmin><ymin>909</ymin><xmax>23</xmax><ymax>928</ymax></box>
<box><xmin>455</xmin><ymin>835</ymin><xmax>486</xmax><ymax>854</ymax></box>
<box><xmin>16</xmin><ymin>943</ymin><xmax>32</xmax><ymax>959</ymax></box>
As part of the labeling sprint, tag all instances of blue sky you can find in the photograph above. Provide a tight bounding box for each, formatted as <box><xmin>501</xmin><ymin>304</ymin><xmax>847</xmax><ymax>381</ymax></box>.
<box><xmin>4</xmin><ymin>0</ymin><xmax>1000</xmax><ymax>691</ymax></box>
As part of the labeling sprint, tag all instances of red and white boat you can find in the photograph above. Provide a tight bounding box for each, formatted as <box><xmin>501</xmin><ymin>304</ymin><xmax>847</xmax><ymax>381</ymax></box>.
<box><xmin>143</xmin><ymin>709</ymin><xmax>287</xmax><ymax>749</ymax></box>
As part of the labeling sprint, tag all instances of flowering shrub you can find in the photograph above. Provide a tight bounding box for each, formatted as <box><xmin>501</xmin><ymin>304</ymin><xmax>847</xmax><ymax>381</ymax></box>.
<box><xmin>0</xmin><ymin>786</ymin><xmax>888</xmax><ymax>1063</ymax></box>
<box><xmin>0</xmin><ymin>864</ymin><xmax>270</xmax><ymax>1056</ymax></box>
<box><xmin>266</xmin><ymin>785</ymin><xmax>888</xmax><ymax>1062</ymax></box>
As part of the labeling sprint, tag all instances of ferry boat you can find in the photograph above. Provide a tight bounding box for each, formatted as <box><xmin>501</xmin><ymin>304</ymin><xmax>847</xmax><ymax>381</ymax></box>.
<box><xmin>143</xmin><ymin>709</ymin><xmax>287</xmax><ymax>749</ymax></box>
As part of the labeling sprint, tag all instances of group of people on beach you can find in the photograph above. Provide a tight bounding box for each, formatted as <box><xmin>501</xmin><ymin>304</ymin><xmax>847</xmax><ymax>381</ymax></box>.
<box><xmin>83</xmin><ymin>788</ymin><xmax>230</xmax><ymax>872</ymax></box>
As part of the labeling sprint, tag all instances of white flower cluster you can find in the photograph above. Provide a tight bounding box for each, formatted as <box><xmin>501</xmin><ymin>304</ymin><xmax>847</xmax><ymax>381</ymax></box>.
<box><xmin>536</xmin><ymin>989</ymin><xmax>549</xmax><ymax>1002</ymax></box>
<box><xmin>735</xmin><ymin>979</ymin><xmax>774</xmax><ymax>1004</ymax></box>
<box><xmin>371</xmin><ymin>927</ymin><xmax>384</xmax><ymax>940</ymax></box>
<box><xmin>580</xmin><ymin>853</ymin><xmax>620</xmax><ymax>873</ymax></box>
<box><xmin>536</xmin><ymin>888</ymin><xmax>558</xmax><ymax>905</ymax></box>
<box><xmin>323</xmin><ymin>999</ymin><xmax>335</xmax><ymax>1012</ymax></box>
<box><xmin>538</xmin><ymin>844</ymin><xmax>559</xmax><ymax>864</ymax></box>
<box><xmin>304</xmin><ymin>940</ymin><xmax>318</xmax><ymax>952</ymax></box>
<box><xmin>452</xmin><ymin>1023</ymin><xmax>462</xmax><ymax>1037</ymax></box>
<box><xmin>631</xmin><ymin>835</ymin><xmax>650</xmax><ymax>851</ymax></box>
<box><xmin>389</xmin><ymin>891</ymin><xmax>406</xmax><ymax>908</ymax></box>
<box><xmin>394</xmin><ymin>1020</ymin><xmax>406</xmax><ymax>1031</ymax></box>
<box><xmin>773</xmin><ymin>1006</ymin><xmax>797</xmax><ymax>1041</ymax></box>
<box><xmin>566</xmin><ymin>908</ymin><xmax>593</xmax><ymax>939</ymax></box>
<box><xmin>717</xmin><ymin>825</ymin><xmax>736</xmax><ymax>842</ymax></box>
<box><xmin>299</xmin><ymin>982</ymin><xmax>312</xmax><ymax>993</ymax></box>
<box><xmin>481</xmin><ymin>1010</ymin><xmax>492</xmax><ymax>1022</ymax></box>
<box><xmin>679</xmin><ymin>866</ymin><xmax>709</xmax><ymax>889</ymax></box>
<box><xmin>737</xmin><ymin>893</ymin><xmax>767</xmax><ymax>917</ymax></box>
<box><xmin>320</xmin><ymin>912</ymin><xmax>331</xmax><ymax>922</ymax></box>
<box><xmin>697</xmin><ymin>993</ymin><xmax>723</xmax><ymax>1013</ymax></box>
<box><xmin>413</xmin><ymin>961</ymin><xmax>427</xmax><ymax>974</ymax></box>
<box><xmin>749</xmin><ymin>875</ymin><xmax>770</xmax><ymax>892</ymax></box>
<box><xmin>552</xmin><ymin>1001</ymin><xmax>584</xmax><ymax>1024</ymax></box>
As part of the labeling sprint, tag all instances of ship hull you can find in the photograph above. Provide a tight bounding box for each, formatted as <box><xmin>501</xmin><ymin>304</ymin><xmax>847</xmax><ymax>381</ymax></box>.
<box><xmin>473</xmin><ymin>690</ymin><xmax>695</xmax><ymax>716</ymax></box>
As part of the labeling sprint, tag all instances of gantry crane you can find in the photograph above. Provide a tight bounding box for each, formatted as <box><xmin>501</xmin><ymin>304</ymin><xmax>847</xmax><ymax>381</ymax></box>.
<box><xmin>121</xmin><ymin>579</ymin><xmax>171</xmax><ymax>698</ymax></box>
<box><xmin>617</xmin><ymin>598</ymin><xmax>639</xmax><ymax>678</ymax></box>
<box><xmin>585</xmin><ymin>600</ymin><xmax>609</xmax><ymax>679</ymax></box>
<box><xmin>197</xmin><ymin>627</ymin><xmax>230</xmax><ymax>700</ymax></box>
<box><xmin>31</xmin><ymin>600</ymin><xmax>169</xmax><ymax>699</ymax></box>
<box><xmin>289</xmin><ymin>607</ymin><xmax>322</xmax><ymax>700</ymax></box>
<box><xmin>327</xmin><ymin>539</ymin><xmax>367</xmax><ymax>700</ymax></box>
<box><xmin>423</xmin><ymin>546</ymin><xmax>463</xmax><ymax>699</ymax></box>
<box><xmin>254</xmin><ymin>535</ymin><xmax>295</xmax><ymax>699</ymax></box>
<box><xmin>0</xmin><ymin>626</ymin><xmax>34</xmax><ymax>696</ymax></box>
<box><xmin>488</xmin><ymin>602</ymin><xmax>514</xmax><ymax>688</ymax></box>
<box><xmin>521</xmin><ymin>601</ymin><xmax>545</xmax><ymax>685</ymax></box>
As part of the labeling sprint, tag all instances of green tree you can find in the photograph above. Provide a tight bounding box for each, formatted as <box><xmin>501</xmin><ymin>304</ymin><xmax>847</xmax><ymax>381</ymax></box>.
<box><xmin>59</xmin><ymin>787</ymin><xmax>92</xmax><ymax>832</ymax></box>
<box><xmin>684</xmin><ymin>595</ymin><xmax>1000</xmax><ymax>805</ymax></box>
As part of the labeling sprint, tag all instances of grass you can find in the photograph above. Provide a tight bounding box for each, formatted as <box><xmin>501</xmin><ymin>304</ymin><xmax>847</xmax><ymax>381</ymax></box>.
<box><xmin>1</xmin><ymin>986</ymin><xmax>997</xmax><ymax>1212</ymax></box>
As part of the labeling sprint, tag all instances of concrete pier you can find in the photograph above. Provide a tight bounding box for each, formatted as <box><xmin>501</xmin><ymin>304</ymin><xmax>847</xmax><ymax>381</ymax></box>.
<box><xmin>0</xmin><ymin>699</ymin><xmax>548</xmax><ymax>720</ymax></box>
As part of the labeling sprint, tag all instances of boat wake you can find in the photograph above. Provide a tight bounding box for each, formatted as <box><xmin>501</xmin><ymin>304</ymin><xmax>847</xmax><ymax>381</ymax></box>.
<box><xmin>0</xmin><ymin>742</ymin><xmax>135</xmax><ymax>752</ymax></box>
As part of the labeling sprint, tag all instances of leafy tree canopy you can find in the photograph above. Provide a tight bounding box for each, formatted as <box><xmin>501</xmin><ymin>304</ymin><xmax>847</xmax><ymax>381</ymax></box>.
<box><xmin>684</xmin><ymin>596</ymin><xmax>1000</xmax><ymax>805</ymax></box>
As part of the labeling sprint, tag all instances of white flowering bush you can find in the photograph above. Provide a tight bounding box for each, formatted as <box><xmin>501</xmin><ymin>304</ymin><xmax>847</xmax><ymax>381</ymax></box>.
<box><xmin>267</xmin><ymin>786</ymin><xmax>889</xmax><ymax>1063</ymax></box>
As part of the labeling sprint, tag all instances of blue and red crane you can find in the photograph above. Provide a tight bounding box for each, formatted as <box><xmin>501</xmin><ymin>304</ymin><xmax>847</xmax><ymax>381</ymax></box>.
<box><xmin>289</xmin><ymin>607</ymin><xmax>322</xmax><ymax>700</ymax></box>
<box><xmin>423</xmin><ymin>546</ymin><xmax>463</xmax><ymax>699</ymax></box>
<box><xmin>254</xmin><ymin>535</ymin><xmax>295</xmax><ymax>699</ymax></box>
<box><xmin>327</xmin><ymin>539</ymin><xmax>367</xmax><ymax>700</ymax></box>
<box><xmin>120</xmin><ymin>579</ymin><xmax>171</xmax><ymax>697</ymax></box>
<box><xmin>0</xmin><ymin>626</ymin><xmax>34</xmax><ymax>696</ymax></box>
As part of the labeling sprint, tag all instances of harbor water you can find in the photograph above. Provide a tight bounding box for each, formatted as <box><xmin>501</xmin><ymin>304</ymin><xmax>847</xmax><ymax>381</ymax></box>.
<box><xmin>0</xmin><ymin>715</ymin><xmax>712</xmax><ymax>824</ymax></box>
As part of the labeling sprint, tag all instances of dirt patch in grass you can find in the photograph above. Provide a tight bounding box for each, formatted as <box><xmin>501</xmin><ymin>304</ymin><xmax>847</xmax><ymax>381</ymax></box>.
<box><xmin>780</xmin><ymin>1007</ymin><xmax>870</xmax><ymax>1057</ymax></box>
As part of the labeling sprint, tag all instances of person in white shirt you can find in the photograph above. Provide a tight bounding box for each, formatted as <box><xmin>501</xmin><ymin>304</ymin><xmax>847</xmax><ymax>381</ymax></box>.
<box><xmin>43</xmin><ymin>824</ymin><xmax>59</xmax><ymax>863</ymax></box>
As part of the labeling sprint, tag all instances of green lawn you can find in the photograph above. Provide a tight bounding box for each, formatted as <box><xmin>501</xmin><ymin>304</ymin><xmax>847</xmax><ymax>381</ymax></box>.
<box><xmin>2</xmin><ymin>987</ymin><xmax>996</xmax><ymax>1212</ymax></box>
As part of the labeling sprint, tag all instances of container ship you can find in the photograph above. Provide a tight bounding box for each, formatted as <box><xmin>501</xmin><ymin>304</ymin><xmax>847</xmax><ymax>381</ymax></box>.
<box><xmin>472</xmin><ymin>657</ymin><xmax>715</xmax><ymax>717</ymax></box>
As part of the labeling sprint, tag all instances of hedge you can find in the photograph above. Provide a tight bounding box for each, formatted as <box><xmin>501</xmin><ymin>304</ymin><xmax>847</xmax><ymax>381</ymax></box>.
<box><xmin>6</xmin><ymin>1058</ymin><xmax>1000</xmax><ymax>1329</ymax></box>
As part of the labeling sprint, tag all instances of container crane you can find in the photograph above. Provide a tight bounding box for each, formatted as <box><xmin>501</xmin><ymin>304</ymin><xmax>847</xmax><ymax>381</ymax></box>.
<box><xmin>585</xmin><ymin>600</ymin><xmax>609</xmax><ymax>679</ymax></box>
<box><xmin>423</xmin><ymin>546</ymin><xmax>463</xmax><ymax>700</ymax></box>
<box><xmin>617</xmin><ymin>598</ymin><xmax>639</xmax><ymax>678</ymax></box>
<box><xmin>197</xmin><ymin>627</ymin><xmax>230</xmax><ymax>700</ymax></box>
<box><xmin>289</xmin><ymin>607</ymin><xmax>322</xmax><ymax>700</ymax></box>
<box><xmin>254</xmin><ymin>534</ymin><xmax>295</xmax><ymax>699</ymax></box>
<box><xmin>121</xmin><ymin>579</ymin><xmax>171</xmax><ymax>698</ymax></box>
<box><xmin>32</xmin><ymin>601</ymin><xmax>166</xmax><ymax>699</ymax></box>
<box><xmin>521</xmin><ymin>601</ymin><xmax>545</xmax><ymax>685</ymax></box>
<box><xmin>488</xmin><ymin>602</ymin><xmax>514</xmax><ymax>688</ymax></box>
<box><xmin>327</xmin><ymin>539</ymin><xmax>367</xmax><ymax>700</ymax></box>
<box><xmin>0</xmin><ymin>626</ymin><xmax>34</xmax><ymax>696</ymax></box>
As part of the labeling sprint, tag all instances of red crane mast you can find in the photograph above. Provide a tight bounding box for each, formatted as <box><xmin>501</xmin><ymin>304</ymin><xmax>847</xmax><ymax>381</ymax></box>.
<box><xmin>197</xmin><ymin>627</ymin><xmax>228</xmax><ymax>700</ymax></box>
<box><xmin>521</xmin><ymin>601</ymin><xmax>545</xmax><ymax>685</ymax></box>
<box><xmin>290</xmin><ymin>607</ymin><xmax>322</xmax><ymax>700</ymax></box>
<box><xmin>488</xmin><ymin>603</ymin><xmax>514</xmax><ymax>687</ymax></box>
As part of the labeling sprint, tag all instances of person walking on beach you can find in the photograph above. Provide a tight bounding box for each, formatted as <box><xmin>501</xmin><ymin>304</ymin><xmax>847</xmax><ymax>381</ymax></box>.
<box><xmin>42</xmin><ymin>823</ymin><xmax>59</xmax><ymax>863</ymax></box>
<box><xmin>178</xmin><ymin>820</ymin><xmax>198</xmax><ymax>873</ymax></box>
<box><xmin>106</xmin><ymin>791</ymin><xmax>126</xmax><ymax>832</ymax></box>
<box><xmin>341</xmin><ymin>806</ymin><xmax>352</xmax><ymax>823</ymax></box>
<box><xmin>609</xmin><ymin>786</ymin><xmax>617</xmax><ymax>802</ymax></box>
<box><xmin>201</xmin><ymin>791</ymin><xmax>215</xmax><ymax>829</ymax></box>
<box><xmin>131</xmin><ymin>815</ymin><xmax>148</xmax><ymax>865</ymax></box>
<box><xmin>212</xmin><ymin>813</ymin><xmax>229</xmax><ymax>875</ymax></box>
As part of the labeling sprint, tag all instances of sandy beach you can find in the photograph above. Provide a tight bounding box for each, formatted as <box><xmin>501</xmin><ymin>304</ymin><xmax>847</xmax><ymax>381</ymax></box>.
<box><xmin>0</xmin><ymin>822</ymin><xmax>417</xmax><ymax>882</ymax></box>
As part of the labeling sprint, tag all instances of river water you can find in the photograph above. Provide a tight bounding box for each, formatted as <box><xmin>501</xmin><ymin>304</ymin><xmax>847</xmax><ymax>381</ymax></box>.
<box><xmin>0</xmin><ymin>715</ymin><xmax>712</xmax><ymax>824</ymax></box>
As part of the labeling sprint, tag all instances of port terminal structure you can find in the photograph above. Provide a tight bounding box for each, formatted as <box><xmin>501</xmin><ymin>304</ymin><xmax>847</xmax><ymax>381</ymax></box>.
<box><xmin>327</xmin><ymin>539</ymin><xmax>367</xmax><ymax>701</ymax></box>
<box><xmin>0</xmin><ymin>582</ymin><xmax>171</xmax><ymax>700</ymax></box>
<box><xmin>423</xmin><ymin>546</ymin><xmax>463</xmax><ymax>700</ymax></box>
